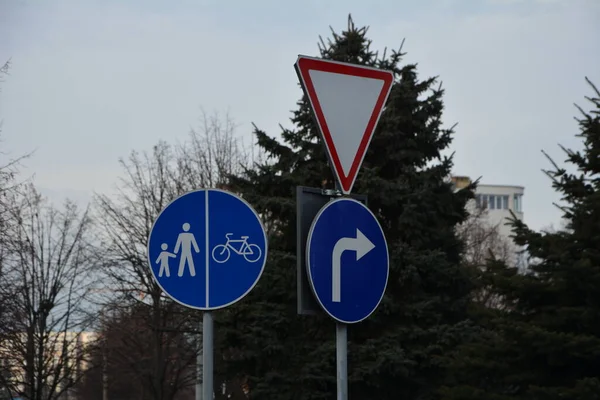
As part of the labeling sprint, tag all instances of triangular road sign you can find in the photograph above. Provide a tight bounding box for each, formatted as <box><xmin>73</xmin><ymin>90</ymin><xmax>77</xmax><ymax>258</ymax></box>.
<box><xmin>294</xmin><ymin>55</ymin><xmax>394</xmax><ymax>194</ymax></box>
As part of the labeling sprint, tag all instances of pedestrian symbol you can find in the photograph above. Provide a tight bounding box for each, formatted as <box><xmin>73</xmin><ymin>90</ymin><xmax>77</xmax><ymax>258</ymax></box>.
<box><xmin>152</xmin><ymin>223</ymin><xmax>202</xmax><ymax>277</ymax></box>
<box><xmin>174</xmin><ymin>222</ymin><xmax>200</xmax><ymax>276</ymax></box>
<box><xmin>156</xmin><ymin>244</ymin><xmax>176</xmax><ymax>277</ymax></box>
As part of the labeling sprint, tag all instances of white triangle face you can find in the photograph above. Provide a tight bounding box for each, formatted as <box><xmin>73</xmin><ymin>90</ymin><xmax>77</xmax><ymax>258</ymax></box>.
<box><xmin>309</xmin><ymin>70</ymin><xmax>384</xmax><ymax>177</ymax></box>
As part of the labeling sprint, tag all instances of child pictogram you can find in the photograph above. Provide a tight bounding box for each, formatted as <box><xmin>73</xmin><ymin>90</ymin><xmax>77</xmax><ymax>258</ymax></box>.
<box><xmin>156</xmin><ymin>243</ymin><xmax>176</xmax><ymax>277</ymax></box>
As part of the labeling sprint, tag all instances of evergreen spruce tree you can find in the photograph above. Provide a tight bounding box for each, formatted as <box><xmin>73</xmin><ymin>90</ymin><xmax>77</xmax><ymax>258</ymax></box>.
<box><xmin>440</xmin><ymin>78</ymin><xmax>600</xmax><ymax>399</ymax></box>
<box><xmin>218</xmin><ymin>15</ymin><xmax>474</xmax><ymax>400</ymax></box>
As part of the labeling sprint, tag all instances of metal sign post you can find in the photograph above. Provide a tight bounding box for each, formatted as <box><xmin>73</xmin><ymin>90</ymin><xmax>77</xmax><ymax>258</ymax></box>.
<box><xmin>336</xmin><ymin>323</ymin><xmax>348</xmax><ymax>400</ymax></box>
<box><xmin>334</xmin><ymin>182</ymin><xmax>348</xmax><ymax>400</ymax></box>
<box><xmin>196</xmin><ymin>320</ymin><xmax>203</xmax><ymax>400</ymax></box>
<box><xmin>203</xmin><ymin>312</ymin><xmax>213</xmax><ymax>400</ymax></box>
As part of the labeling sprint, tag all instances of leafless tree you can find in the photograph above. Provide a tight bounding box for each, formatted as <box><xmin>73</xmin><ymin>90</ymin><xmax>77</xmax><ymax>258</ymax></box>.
<box><xmin>0</xmin><ymin>58</ymin><xmax>34</xmax><ymax>265</ymax></box>
<box><xmin>0</xmin><ymin>59</ymin><xmax>38</xmax><ymax>400</ymax></box>
<box><xmin>92</xmin><ymin>110</ymin><xmax>252</xmax><ymax>400</ymax></box>
<box><xmin>174</xmin><ymin>109</ymin><xmax>255</xmax><ymax>190</ymax></box>
<box><xmin>0</xmin><ymin>58</ymin><xmax>32</xmax><ymax>261</ymax></box>
<box><xmin>76</xmin><ymin>302</ymin><xmax>197</xmax><ymax>400</ymax></box>
<box><xmin>458</xmin><ymin>202</ymin><xmax>515</xmax><ymax>266</ymax></box>
<box><xmin>456</xmin><ymin>200</ymin><xmax>518</xmax><ymax>309</ymax></box>
<box><xmin>0</xmin><ymin>184</ymin><xmax>98</xmax><ymax>400</ymax></box>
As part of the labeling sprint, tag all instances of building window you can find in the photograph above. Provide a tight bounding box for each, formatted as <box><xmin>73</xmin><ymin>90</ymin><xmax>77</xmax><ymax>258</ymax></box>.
<box><xmin>476</xmin><ymin>193</ymin><xmax>511</xmax><ymax>210</ymax></box>
<box><xmin>475</xmin><ymin>194</ymin><xmax>487</xmax><ymax>209</ymax></box>
<box><xmin>513</xmin><ymin>194</ymin><xmax>523</xmax><ymax>212</ymax></box>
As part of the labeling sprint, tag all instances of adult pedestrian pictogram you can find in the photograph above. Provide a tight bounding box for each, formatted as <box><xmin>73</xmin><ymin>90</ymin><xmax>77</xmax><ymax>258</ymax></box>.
<box><xmin>174</xmin><ymin>223</ymin><xmax>200</xmax><ymax>276</ymax></box>
<box><xmin>212</xmin><ymin>233</ymin><xmax>262</xmax><ymax>264</ymax></box>
<box><xmin>147</xmin><ymin>189</ymin><xmax>268</xmax><ymax>310</ymax></box>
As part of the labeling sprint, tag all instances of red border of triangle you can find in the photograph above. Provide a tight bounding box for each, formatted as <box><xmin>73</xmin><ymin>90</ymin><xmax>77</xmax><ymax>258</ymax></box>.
<box><xmin>295</xmin><ymin>55</ymin><xmax>394</xmax><ymax>194</ymax></box>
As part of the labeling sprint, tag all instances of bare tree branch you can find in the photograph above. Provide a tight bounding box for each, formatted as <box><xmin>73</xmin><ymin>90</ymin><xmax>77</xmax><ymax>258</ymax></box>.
<box><xmin>456</xmin><ymin>199</ymin><xmax>521</xmax><ymax>310</ymax></box>
<box><xmin>174</xmin><ymin>109</ymin><xmax>255</xmax><ymax>190</ymax></box>
<box><xmin>92</xmin><ymin>109</ymin><xmax>251</xmax><ymax>400</ymax></box>
<box><xmin>0</xmin><ymin>184</ymin><xmax>99</xmax><ymax>400</ymax></box>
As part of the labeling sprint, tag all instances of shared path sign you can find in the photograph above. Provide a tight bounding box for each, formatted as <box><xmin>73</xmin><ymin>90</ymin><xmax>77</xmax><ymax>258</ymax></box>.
<box><xmin>147</xmin><ymin>189</ymin><xmax>267</xmax><ymax>310</ymax></box>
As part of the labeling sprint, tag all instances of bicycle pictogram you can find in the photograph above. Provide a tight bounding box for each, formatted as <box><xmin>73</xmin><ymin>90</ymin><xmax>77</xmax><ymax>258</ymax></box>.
<box><xmin>211</xmin><ymin>233</ymin><xmax>262</xmax><ymax>264</ymax></box>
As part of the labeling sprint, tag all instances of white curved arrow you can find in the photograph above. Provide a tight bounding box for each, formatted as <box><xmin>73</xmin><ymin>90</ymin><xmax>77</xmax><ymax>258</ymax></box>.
<box><xmin>331</xmin><ymin>228</ymin><xmax>375</xmax><ymax>302</ymax></box>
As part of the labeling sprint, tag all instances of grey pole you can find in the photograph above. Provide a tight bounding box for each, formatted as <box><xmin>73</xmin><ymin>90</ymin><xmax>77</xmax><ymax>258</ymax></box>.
<box><xmin>332</xmin><ymin>182</ymin><xmax>348</xmax><ymax>400</ymax></box>
<box><xmin>203</xmin><ymin>311</ymin><xmax>214</xmax><ymax>400</ymax></box>
<box><xmin>336</xmin><ymin>323</ymin><xmax>348</xmax><ymax>400</ymax></box>
<box><xmin>196</xmin><ymin>319</ymin><xmax>203</xmax><ymax>400</ymax></box>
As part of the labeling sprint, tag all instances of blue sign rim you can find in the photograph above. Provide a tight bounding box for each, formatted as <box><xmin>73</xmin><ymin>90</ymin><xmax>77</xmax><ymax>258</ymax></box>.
<box><xmin>305</xmin><ymin>197</ymin><xmax>389</xmax><ymax>324</ymax></box>
<box><xmin>147</xmin><ymin>188</ymin><xmax>268</xmax><ymax>311</ymax></box>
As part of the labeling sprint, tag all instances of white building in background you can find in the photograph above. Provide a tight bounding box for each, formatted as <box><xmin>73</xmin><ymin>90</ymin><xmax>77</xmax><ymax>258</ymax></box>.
<box><xmin>452</xmin><ymin>176</ymin><xmax>527</xmax><ymax>271</ymax></box>
<box><xmin>474</xmin><ymin>183</ymin><xmax>525</xmax><ymax>239</ymax></box>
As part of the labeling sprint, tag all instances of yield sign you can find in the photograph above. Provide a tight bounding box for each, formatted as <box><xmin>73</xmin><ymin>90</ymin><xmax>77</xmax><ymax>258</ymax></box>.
<box><xmin>294</xmin><ymin>55</ymin><xmax>394</xmax><ymax>194</ymax></box>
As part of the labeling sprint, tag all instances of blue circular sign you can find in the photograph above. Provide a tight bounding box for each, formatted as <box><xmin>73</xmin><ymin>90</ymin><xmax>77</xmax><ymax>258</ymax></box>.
<box><xmin>306</xmin><ymin>198</ymin><xmax>388</xmax><ymax>323</ymax></box>
<box><xmin>147</xmin><ymin>189</ymin><xmax>268</xmax><ymax>310</ymax></box>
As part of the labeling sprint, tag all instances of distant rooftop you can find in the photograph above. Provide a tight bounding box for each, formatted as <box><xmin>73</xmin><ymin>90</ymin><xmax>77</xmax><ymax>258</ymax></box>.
<box><xmin>450</xmin><ymin>176</ymin><xmax>524</xmax><ymax>191</ymax></box>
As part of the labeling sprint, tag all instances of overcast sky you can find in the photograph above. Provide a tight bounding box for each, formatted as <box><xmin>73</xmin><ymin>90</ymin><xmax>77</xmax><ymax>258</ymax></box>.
<box><xmin>1</xmin><ymin>0</ymin><xmax>599</xmax><ymax>231</ymax></box>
